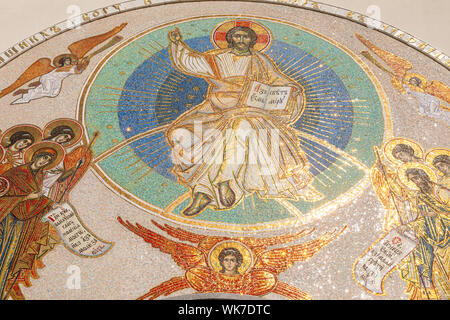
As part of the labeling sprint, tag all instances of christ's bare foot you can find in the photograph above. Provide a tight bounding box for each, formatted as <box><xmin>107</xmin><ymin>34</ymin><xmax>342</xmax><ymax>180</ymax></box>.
<box><xmin>182</xmin><ymin>192</ymin><xmax>212</xmax><ymax>217</ymax></box>
<box><xmin>218</xmin><ymin>181</ymin><xmax>236</xmax><ymax>208</ymax></box>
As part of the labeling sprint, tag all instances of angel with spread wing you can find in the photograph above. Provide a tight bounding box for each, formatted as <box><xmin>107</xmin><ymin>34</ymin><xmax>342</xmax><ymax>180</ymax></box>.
<box><xmin>355</xmin><ymin>34</ymin><xmax>450</xmax><ymax>126</ymax></box>
<box><xmin>0</xmin><ymin>23</ymin><xmax>127</xmax><ymax>105</ymax></box>
<box><xmin>118</xmin><ymin>217</ymin><xmax>346</xmax><ymax>300</ymax></box>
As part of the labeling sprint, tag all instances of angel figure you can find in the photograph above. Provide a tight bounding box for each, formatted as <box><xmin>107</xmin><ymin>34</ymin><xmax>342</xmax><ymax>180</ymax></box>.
<box><xmin>426</xmin><ymin>149</ymin><xmax>450</xmax><ymax>206</ymax></box>
<box><xmin>395</xmin><ymin>163</ymin><xmax>450</xmax><ymax>300</ymax></box>
<box><xmin>370</xmin><ymin>138</ymin><xmax>424</xmax><ymax>231</ymax></box>
<box><xmin>355</xmin><ymin>34</ymin><xmax>450</xmax><ymax>126</ymax></box>
<box><xmin>40</xmin><ymin>119</ymin><xmax>94</xmax><ymax>203</ymax></box>
<box><xmin>0</xmin><ymin>125</ymin><xmax>42</xmax><ymax>175</ymax></box>
<box><xmin>0</xmin><ymin>142</ymin><xmax>65</xmax><ymax>300</ymax></box>
<box><xmin>118</xmin><ymin>217</ymin><xmax>346</xmax><ymax>300</ymax></box>
<box><xmin>0</xmin><ymin>23</ymin><xmax>127</xmax><ymax>105</ymax></box>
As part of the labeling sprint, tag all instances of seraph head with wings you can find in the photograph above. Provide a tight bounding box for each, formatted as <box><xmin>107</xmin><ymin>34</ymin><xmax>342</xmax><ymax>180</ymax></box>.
<box><xmin>0</xmin><ymin>23</ymin><xmax>127</xmax><ymax>101</ymax></box>
<box><xmin>118</xmin><ymin>217</ymin><xmax>346</xmax><ymax>300</ymax></box>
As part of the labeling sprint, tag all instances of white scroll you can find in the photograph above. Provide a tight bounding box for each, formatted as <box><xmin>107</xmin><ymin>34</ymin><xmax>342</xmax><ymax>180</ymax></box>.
<box><xmin>42</xmin><ymin>203</ymin><xmax>113</xmax><ymax>257</ymax></box>
<box><xmin>353</xmin><ymin>228</ymin><xmax>417</xmax><ymax>295</ymax></box>
<box><xmin>246</xmin><ymin>81</ymin><xmax>292</xmax><ymax>110</ymax></box>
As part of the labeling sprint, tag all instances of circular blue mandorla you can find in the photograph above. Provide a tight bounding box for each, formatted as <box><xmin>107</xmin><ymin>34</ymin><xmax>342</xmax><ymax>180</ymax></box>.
<box><xmin>81</xmin><ymin>16</ymin><xmax>389</xmax><ymax>231</ymax></box>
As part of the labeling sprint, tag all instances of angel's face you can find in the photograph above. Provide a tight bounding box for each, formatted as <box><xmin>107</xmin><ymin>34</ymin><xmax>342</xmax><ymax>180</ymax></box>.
<box><xmin>63</xmin><ymin>58</ymin><xmax>73</xmax><ymax>66</ymax></box>
<box><xmin>13</xmin><ymin>138</ymin><xmax>33</xmax><ymax>151</ymax></box>
<box><xmin>435</xmin><ymin>161</ymin><xmax>450</xmax><ymax>176</ymax></box>
<box><xmin>393</xmin><ymin>150</ymin><xmax>414</xmax><ymax>163</ymax></box>
<box><xmin>53</xmin><ymin>133</ymin><xmax>73</xmax><ymax>145</ymax></box>
<box><xmin>34</xmin><ymin>154</ymin><xmax>53</xmax><ymax>169</ymax></box>
<box><xmin>222</xmin><ymin>255</ymin><xmax>238</xmax><ymax>274</ymax></box>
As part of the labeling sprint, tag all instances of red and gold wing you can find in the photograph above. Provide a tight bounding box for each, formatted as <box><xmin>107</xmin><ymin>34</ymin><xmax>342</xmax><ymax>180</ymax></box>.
<box><xmin>0</xmin><ymin>58</ymin><xmax>55</xmax><ymax>99</ymax></box>
<box><xmin>151</xmin><ymin>220</ymin><xmax>207</xmax><ymax>244</ymax></box>
<box><xmin>355</xmin><ymin>33</ymin><xmax>413</xmax><ymax>80</ymax></box>
<box><xmin>253</xmin><ymin>227</ymin><xmax>346</xmax><ymax>275</ymax></box>
<box><xmin>239</xmin><ymin>228</ymin><xmax>315</xmax><ymax>249</ymax></box>
<box><xmin>426</xmin><ymin>80</ymin><xmax>450</xmax><ymax>106</ymax></box>
<box><xmin>68</xmin><ymin>23</ymin><xmax>127</xmax><ymax>58</ymax></box>
<box><xmin>118</xmin><ymin>217</ymin><xmax>206</xmax><ymax>270</ymax></box>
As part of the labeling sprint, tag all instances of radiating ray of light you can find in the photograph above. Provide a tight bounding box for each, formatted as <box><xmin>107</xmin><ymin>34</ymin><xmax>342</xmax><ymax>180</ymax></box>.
<box><xmin>281</xmin><ymin>47</ymin><xmax>317</xmax><ymax>73</ymax></box>
<box><xmin>306</xmin><ymin>98</ymin><xmax>367</xmax><ymax>104</ymax></box>
<box><xmin>138</xmin><ymin>87</ymin><xmax>176</xmax><ymax>95</ymax></box>
<box><xmin>132</xmin><ymin>147</ymin><xmax>170</xmax><ymax>175</ymax></box>
<box><xmin>136</xmin><ymin>111</ymin><xmax>175</xmax><ymax>118</ymax></box>
<box><xmin>119</xmin><ymin>140</ymin><xmax>166</xmax><ymax>164</ymax></box>
<box><xmin>291</xmin><ymin>58</ymin><xmax>329</xmax><ymax>78</ymax></box>
<box><xmin>310</xmin><ymin>106</ymin><xmax>369</xmax><ymax>113</ymax></box>
<box><xmin>145</xmin><ymin>43</ymin><xmax>177</xmax><ymax>69</ymax></box>
<box><xmin>274</xmin><ymin>53</ymin><xmax>287</xmax><ymax>65</ymax></box>
<box><xmin>301</xmin><ymin>119</ymin><xmax>337</xmax><ymax>134</ymax></box>
<box><xmin>301</xmin><ymin>119</ymin><xmax>338</xmax><ymax>131</ymax></box>
<box><xmin>307</xmin><ymin>160</ymin><xmax>337</xmax><ymax>184</ymax></box>
<box><xmin>140</xmin><ymin>120</ymin><xmax>174</xmax><ymax>131</ymax></box>
<box><xmin>278</xmin><ymin>55</ymin><xmax>297</xmax><ymax>71</ymax></box>
<box><xmin>125</xmin><ymin>143</ymin><xmax>168</xmax><ymax>170</ymax></box>
<box><xmin>293</xmin><ymin>64</ymin><xmax>331</xmax><ymax>81</ymax></box>
<box><xmin>299</xmin><ymin>122</ymin><xmax>335</xmax><ymax>135</ymax></box>
<box><xmin>101</xmin><ymin>96</ymin><xmax>173</xmax><ymax>103</ymax></box>
<box><xmin>104</xmin><ymin>92</ymin><xmax>173</xmax><ymax>99</ymax></box>
<box><xmin>99</xmin><ymin>103</ymin><xmax>171</xmax><ymax>108</ymax></box>
<box><xmin>299</xmin><ymin>127</ymin><xmax>333</xmax><ymax>141</ymax></box>
<box><xmin>153</xmin><ymin>73</ymin><xmax>181</xmax><ymax>87</ymax></box>
<box><xmin>304</xmin><ymin>110</ymin><xmax>370</xmax><ymax>121</ymax></box>
<box><xmin>299</xmin><ymin>136</ymin><xmax>354</xmax><ymax>168</ymax></box>
<box><xmin>305</xmin><ymin>86</ymin><xmax>335</xmax><ymax>94</ymax></box>
<box><xmin>301</xmin><ymin>114</ymin><xmax>343</xmax><ymax>126</ymax></box>
<box><xmin>303</xmin><ymin>113</ymin><xmax>354</xmax><ymax>124</ymax></box>
<box><xmin>98</xmin><ymin>109</ymin><xmax>155</xmax><ymax>114</ymax></box>
<box><xmin>144</xmin><ymin>79</ymin><xmax>178</xmax><ymax>90</ymax></box>
<box><xmin>113</xmin><ymin>134</ymin><xmax>164</xmax><ymax>158</ymax></box>
<box><xmin>301</xmin><ymin>80</ymin><xmax>330</xmax><ymax>89</ymax></box>
<box><xmin>94</xmin><ymin>85</ymin><xmax>161</xmax><ymax>96</ymax></box>
<box><xmin>298</xmin><ymin>123</ymin><xmax>336</xmax><ymax>135</ymax></box>
<box><xmin>299</xmin><ymin>63</ymin><xmax>343</xmax><ymax>81</ymax></box>
<box><xmin>152</xmin><ymin>73</ymin><xmax>180</xmax><ymax>87</ymax></box>
<box><xmin>292</xmin><ymin>51</ymin><xmax>331</xmax><ymax>76</ymax></box>
<box><xmin>306</xmin><ymin>92</ymin><xmax>337</xmax><ymax>99</ymax></box>
<box><xmin>154</xmin><ymin>70</ymin><xmax>182</xmax><ymax>84</ymax></box>
<box><xmin>296</xmin><ymin>130</ymin><xmax>369</xmax><ymax>172</ymax></box>
<box><xmin>101</xmin><ymin>97</ymin><xmax>172</xmax><ymax>104</ymax></box>
<box><xmin>136</xmin><ymin>154</ymin><xmax>171</xmax><ymax>182</ymax></box>
<box><xmin>138</xmin><ymin>48</ymin><xmax>177</xmax><ymax>74</ymax></box>
<box><xmin>300</xmin><ymin>143</ymin><xmax>345</xmax><ymax>176</ymax></box>
<box><xmin>138</xmin><ymin>118</ymin><xmax>168</xmax><ymax>126</ymax></box>
<box><xmin>157</xmin><ymin>111</ymin><xmax>176</xmax><ymax>117</ymax></box>
<box><xmin>304</xmin><ymin>85</ymin><xmax>333</xmax><ymax>94</ymax></box>
<box><xmin>285</xmin><ymin>48</ymin><xmax>325</xmax><ymax>75</ymax></box>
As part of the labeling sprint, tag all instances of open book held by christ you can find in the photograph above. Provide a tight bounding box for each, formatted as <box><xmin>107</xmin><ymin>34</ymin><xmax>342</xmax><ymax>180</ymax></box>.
<box><xmin>245</xmin><ymin>81</ymin><xmax>293</xmax><ymax>110</ymax></box>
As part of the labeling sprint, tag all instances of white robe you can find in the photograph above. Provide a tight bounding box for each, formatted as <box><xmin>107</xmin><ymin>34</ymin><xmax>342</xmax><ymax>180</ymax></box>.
<box><xmin>12</xmin><ymin>66</ymin><xmax>77</xmax><ymax>105</ymax></box>
<box><xmin>167</xmin><ymin>42</ymin><xmax>321</xmax><ymax>209</ymax></box>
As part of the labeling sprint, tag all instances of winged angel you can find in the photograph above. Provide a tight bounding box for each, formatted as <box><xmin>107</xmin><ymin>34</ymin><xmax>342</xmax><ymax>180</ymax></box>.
<box><xmin>356</xmin><ymin>34</ymin><xmax>450</xmax><ymax>126</ymax></box>
<box><xmin>0</xmin><ymin>23</ymin><xmax>127</xmax><ymax>105</ymax></box>
<box><xmin>118</xmin><ymin>217</ymin><xmax>346</xmax><ymax>300</ymax></box>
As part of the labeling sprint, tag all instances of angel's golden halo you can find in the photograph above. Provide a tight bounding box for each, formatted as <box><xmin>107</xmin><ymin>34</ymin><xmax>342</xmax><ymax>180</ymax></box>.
<box><xmin>208</xmin><ymin>240</ymin><xmax>253</xmax><ymax>275</ymax></box>
<box><xmin>384</xmin><ymin>137</ymin><xmax>424</xmax><ymax>165</ymax></box>
<box><xmin>425</xmin><ymin>148</ymin><xmax>450</xmax><ymax>174</ymax></box>
<box><xmin>397</xmin><ymin>162</ymin><xmax>437</xmax><ymax>191</ymax></box>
